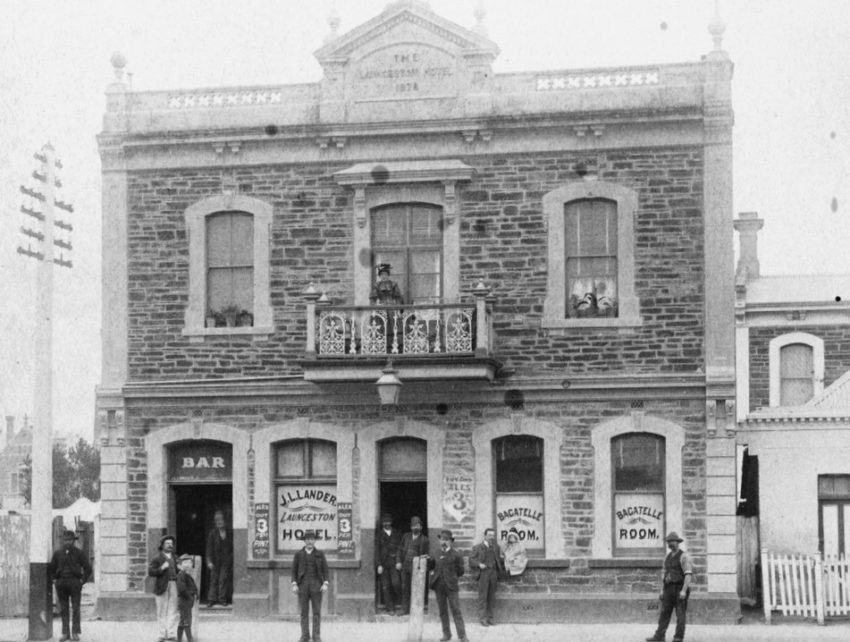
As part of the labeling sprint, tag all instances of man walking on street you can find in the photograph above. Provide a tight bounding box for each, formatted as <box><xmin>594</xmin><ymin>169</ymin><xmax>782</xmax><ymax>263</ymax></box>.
<box><xmin>149</xmin><ymin>534</ymin><xmax>180</xmax><ymax>642</ymax></box>
<box><xmin>376</xmin><ymin>513</ymin><xmax>403</xmax><ymax>614</ymax></box>
<box><xmin>397</xmin><ymin>515</ymin><xmax>430</xmax><ymax>615</ymax></box>
<box><xmin>49</xmin><ymin>529</ymin><xmax>92</xmax><ymax>642</ymax></box>
<box><xmin>470</xmin><ymin>527</ymin><xmax>504</xmax><ymax>626</ymax></box>
<box><xmin>428</xmin><ymin>529</ymin><xmax>468</xmax><ymax>642</ymax></box>
<box><xmin>647</xmin><ymin>531</ymin><xmax>693</xmax><ymax>642</ymax></box>
<box><xmin>205</xmin><ymin>510</ymin><xmax>233</xmax><ymax>607</ymax></box>
<box><xmin>291</xmin><ymin>530</ymin><xmax>329</xmax><ymax>642</ymax></box>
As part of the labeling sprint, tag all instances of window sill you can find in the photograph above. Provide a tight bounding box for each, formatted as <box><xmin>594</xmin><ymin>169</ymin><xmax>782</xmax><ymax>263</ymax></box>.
<box><xmin>541</xmin><ymin>316</ymin><xmax>642</xmax><ymax>335</ymax></box>
<box><xmin>247</xmin><ymin>558</ymin><xmax>360</xmax><ymax>570</ymax></box>
<box><xmin>526</xmin><ymin>559</ymin><xmax>571</xmax><ymax>569</ymax></box>
<box><xmin>588</xmin><ymin>558</ymin><xmax>662</xmax><ymax>569</ymax></box>
<box><xmin>183</xmin><ymin>326</ymin><xmax>273</xmax><ymax>343</ymax></box>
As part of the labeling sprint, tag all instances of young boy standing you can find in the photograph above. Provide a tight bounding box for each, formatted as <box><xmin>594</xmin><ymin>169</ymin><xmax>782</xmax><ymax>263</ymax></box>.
<box><xmin>176</xmin><ymin>554</ymin><xmax>198</xmax><ymax>642</ymax></box>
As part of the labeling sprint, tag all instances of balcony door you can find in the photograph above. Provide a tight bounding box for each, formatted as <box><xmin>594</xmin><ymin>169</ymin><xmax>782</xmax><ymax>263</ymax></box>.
<box><xmin>371</xmin><ymin>204</ymin><xmax>443</xmax><ymax>305</ymax></box>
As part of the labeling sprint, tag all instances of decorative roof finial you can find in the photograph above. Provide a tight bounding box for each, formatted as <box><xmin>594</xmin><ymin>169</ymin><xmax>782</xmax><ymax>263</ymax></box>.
<box><xmin>473</xmin><ymin>0</ymin><xmax>488</xmax><ymax>37</ymax></box>
<box><xmin>110</xmin><ymin>51</ymin><xmax>127</xmax><ymax>82</ymax></box>
<box><xmin>325</xmin><ymin>1</ymin><xmax>341</xmax><ymax>44</ymax></box>
<box><xmin>708</xmin><ymin>0</ymin><xmax>726</xmax><ymax>51</ymax></box>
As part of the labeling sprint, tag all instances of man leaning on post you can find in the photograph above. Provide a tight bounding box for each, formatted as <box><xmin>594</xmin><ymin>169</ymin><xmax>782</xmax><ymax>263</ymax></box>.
<box><xmin>646</xmin><ymin>531</ymin><xmax>693</xmax><ymax>642</ymax></box>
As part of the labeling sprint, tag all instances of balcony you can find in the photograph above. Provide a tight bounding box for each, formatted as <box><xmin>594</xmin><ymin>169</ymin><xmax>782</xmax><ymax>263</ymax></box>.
<box><xmin>300</xmin><ymin>284</ymin><xmax>501</xmax><ymax>383</ymax></box>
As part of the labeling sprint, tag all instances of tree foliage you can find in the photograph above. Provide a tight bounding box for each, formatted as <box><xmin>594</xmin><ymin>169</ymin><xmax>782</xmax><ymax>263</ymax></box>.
<box><xmin>20</xmin><ymin>438</ymin><xmax>101</xmax><ymax>508</ymax></box>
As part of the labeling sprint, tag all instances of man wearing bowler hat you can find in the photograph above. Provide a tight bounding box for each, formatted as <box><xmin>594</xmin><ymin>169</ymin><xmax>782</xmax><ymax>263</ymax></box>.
<box><xmin>376</xmin><ymin>513</ymin><xmax>403</xmax><ymax>614</ymax></box>
<box><xmin>646</xmin><ymin>531</ymin><xmax>693</xmax><ymax>642</ymax></box>
<box><xmin>149</xmin><ymin>534</ymin><xmax>180</xmax><ymax>642</ymax></box>
<box><xmin>291</xmin><ymin>530</ymin><xmax>329</xmax><ymax>642</ymax></box>
<box><xmin>396</xmin><ymin>515</ymin><xmax>430</xmax><ymax>615</ymax></box>
<box><xmin>48</xmin><ymin>529</ymin><xmax>92</xmax><ymax>641</ymax></box>
<box><xmin>428</xmin><ymin>529</ymin><xmax>468</xmax><ymax>642</ymax></box>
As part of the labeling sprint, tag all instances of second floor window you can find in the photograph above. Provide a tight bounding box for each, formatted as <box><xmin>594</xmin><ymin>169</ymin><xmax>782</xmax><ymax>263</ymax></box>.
<box><xmin>207</xmin><ymin>212</ymin><xmax>254</xmax><ymax>317</ymax></box>
<box><xmin>780</xmin><ymin>343</ymin><xmax>814</xmax><ymax>406</ymax></box>
<box><xmin>371</xmin><ymin>203</ymin><xmax>443</xmax><ymax>305</ymax></box>
<box><xmin>565</xmin><ymin>198</ymin><xmax>618</xmax><ymax>318</ymax></box>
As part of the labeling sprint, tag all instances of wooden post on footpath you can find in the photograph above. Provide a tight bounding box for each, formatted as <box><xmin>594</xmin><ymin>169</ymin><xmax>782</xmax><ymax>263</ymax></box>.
<box><xmin>190</xmin><ymin>555</ymin><xmax>202</xmax><ymax>641</ymax></box>
<box><xmin>407</xmin><ymin>556</ymin><xmax>428</xmax><ymax>642</ymax></box>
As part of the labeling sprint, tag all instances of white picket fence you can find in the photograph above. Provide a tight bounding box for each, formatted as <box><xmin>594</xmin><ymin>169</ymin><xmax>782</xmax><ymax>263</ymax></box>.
<box><xmin>761</xmin><ymin>549</ymin><xmax>850</xmax><ymax>624</ymax></box>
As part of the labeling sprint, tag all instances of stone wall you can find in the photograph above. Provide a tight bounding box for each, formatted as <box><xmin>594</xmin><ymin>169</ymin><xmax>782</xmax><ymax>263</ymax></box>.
<box><xmin>125</xmin><ymin>146</ymin><xmax>704</xmax><ymax>380</ymax></box>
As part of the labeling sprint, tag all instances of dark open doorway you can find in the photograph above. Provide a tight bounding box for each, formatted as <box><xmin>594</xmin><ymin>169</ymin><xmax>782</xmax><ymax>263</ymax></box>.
<box><xmin>171</xmin><ymin>484</ymin><xmax>231</xmax><ymax>602</ymax></box>
<box><xmin>379</xmin><ymin>481</ymin><xmax>428</xmax><ymax>535</ymax></box>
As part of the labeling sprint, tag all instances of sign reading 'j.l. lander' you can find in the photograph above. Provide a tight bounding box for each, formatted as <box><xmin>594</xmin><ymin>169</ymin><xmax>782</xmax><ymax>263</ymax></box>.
<box><xmin>614</xmin><ymin>494</ymin><xmax>664</xmax><ymax>548</ymax></box>
<box><xmin>354</xmin><ymin>45</ymin><xmax>456</xmax><ymax>100</ymax></box>
<box><xmin>277</xmin><ymin>484</ymin><xmax>338</xmax><ymax>552</ymax></box>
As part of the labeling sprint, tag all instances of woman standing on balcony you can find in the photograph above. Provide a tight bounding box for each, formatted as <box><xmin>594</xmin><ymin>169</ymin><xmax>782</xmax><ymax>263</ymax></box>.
<box><xmin>370</xmin><ymin>263</ymin><xmax>403</xmax><ymax>305</ymax></box>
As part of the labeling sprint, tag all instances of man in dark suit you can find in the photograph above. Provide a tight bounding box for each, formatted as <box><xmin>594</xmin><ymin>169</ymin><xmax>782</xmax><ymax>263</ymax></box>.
<box><xmin>469</xmin><ymin>527</ymin><xmax>504</xmax><ymax>626</ymax></box>
<box><xmin>291</xmin><ymin>530</ymin><xmax>329</xmax><ymax>642</ymax></box>
<box><xmin>376</xmin><ymin>512</ymin><xmax>402</xmax><ymax>614</ymax></box>
<box><xmin>397</xmin><ymin>515</ymin><xmax>430</xmax><ymax>615</ymax></box>
<box><xmin>205</xmin><ymin>510</ymin><xmax>233</xmax><ymax>607</ymax></box>
<box><xmin>428</xmin><ymin>529</ymin><xmax>468</xmax><ymax>642</ymax></box>
<box><xmin>48</xmin><ymin>529</ymin><xmax>92</xmax><ymax>642</ymax></box>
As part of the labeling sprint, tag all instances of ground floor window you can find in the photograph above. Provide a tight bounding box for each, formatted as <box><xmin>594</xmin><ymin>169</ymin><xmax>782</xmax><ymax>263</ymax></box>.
<box><xmin>275</xmin><ymin>439</ymin><xmax>338</xmax><ymax>553</ymax></box>
<box><xmin>493</xmin><ymin>435</ymin><xmax>544</xmax><ymax>555</ymax></box>
<box><xmin>819</xmin><ymin>475</ymin><xmax>850</xmax><ymax>557</ymax></box>
<box><xmin>612</xmin><ymin>433</ymin><xmax>665</xmax><ymax>556</ymax></box>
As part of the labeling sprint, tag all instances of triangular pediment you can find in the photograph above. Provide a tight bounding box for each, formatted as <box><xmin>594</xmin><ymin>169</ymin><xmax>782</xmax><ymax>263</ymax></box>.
<box><xmin>315</xmin><ymin>1</ymin><xmax>499</xmax><ymax>64</ymax></box>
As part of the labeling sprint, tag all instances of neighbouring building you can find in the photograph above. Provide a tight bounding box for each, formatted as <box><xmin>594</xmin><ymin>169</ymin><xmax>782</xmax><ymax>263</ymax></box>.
<box><xmin>0</xmin><ymin>416</ymin><xmax>31</xmax><ymax>511</ymax></box>
<box><xmin>735</xmin><ymin>211</ymin><xmax>850</xmax><ymax>560</ymax></box>
<box><xmin>95</xmin><ymin>1</ymin><xmax>739</xmax><ymax>622</ymax></box>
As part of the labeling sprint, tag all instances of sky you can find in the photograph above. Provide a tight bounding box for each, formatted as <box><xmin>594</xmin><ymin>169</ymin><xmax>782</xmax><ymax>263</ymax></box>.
<box><xmin>0</xmin><ymin>0</ymin><xmax>848</xmax><ymax>441</ymax></box>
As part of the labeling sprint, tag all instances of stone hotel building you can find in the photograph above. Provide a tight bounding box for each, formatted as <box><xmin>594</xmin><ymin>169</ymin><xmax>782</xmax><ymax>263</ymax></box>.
<box><xmin>95</xmin><ymin>1</ymin><xmax>739</xmax><ymax>622</ymax></box>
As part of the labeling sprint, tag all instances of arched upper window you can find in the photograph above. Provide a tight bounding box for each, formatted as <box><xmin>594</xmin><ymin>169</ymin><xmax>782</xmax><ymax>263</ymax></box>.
<box><xmin>371</xmin><ymin>203</ymin><xmax>443</xmax><ymax>304</ymax></box>
<box><xmin>543</xmin><ymin>181</ymin><xmax>641</xmax><ymax>330</ymax></box>
<box><xmin>768</xmin><ymin>332</ymin><xmax>824</xmax><ymax>407</ymax></box>
<box><xmin>183</xmin><ymin>194</ymin><xmax>272</xmax><ymax>339</ymax></box>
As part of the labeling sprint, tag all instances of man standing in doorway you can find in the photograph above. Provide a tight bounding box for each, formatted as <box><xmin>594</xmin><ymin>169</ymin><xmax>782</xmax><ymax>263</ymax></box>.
<box><xmin>646</xmin><ymin>531</ymin><xmax>693</xmax><ymax>642</ymax></box>
<box><xmin>470</xmin><ymin>527</ymin><xmax>504</xmax><ymax>626</ymax></box>
<box><xmin>291</xmin><ymin>530</ymin><xmax>329</xmax><ymax>642</ymax></box>
<box><xmin>428</xmin><ymin>529</ymin><xmax>468</xmax><ymax>642</ymax></box>
<box><xmin>396</xmin><ymin>515</ymin><xmax>430</xmax><ymax>615</ymax></box>
<box><xmin>205</xmin><ymin>510</ymin><xmax>233</xmax><ymax>608</ymax></box>
<box><xmin>149</xmin><ymin>534</ymin><xmax>180</xmax><ymax>642</ymax></box>
<box><xmin>376</xmin><ymin>513</ymin><xmax>403</xmax><ymax>615</ymax></box>
<box><xmin>48</xmin><ymin>529</ymin><xmax>92</xmax><ymax>642</ymax></box>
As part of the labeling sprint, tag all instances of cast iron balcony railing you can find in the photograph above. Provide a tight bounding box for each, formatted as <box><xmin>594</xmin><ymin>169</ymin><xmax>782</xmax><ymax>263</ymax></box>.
<box><xmin>304</xmin><ymin>283</ymin><xmax>494</xmax><ymax>359</ymax></box>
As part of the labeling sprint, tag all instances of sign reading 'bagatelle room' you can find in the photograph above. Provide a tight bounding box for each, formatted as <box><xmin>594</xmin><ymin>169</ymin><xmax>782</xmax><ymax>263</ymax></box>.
<box><xmin>277</xmin><ymin>484</ymin><xmax>338</xmax><ymax>552</ymax></box>
<box><xmin>495</xmin><ymin>494</ymin><xmax>544</xmax><ymax>550</ymax></box>
<box><xmin>614</xmin><ymin>494</ymin><xmax>664</xmax><ymax>548</ymax></box>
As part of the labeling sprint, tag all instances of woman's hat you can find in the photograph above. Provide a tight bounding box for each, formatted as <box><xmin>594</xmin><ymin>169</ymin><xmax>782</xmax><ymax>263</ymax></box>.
<box><xmin>507</xmin><ymin>527</ymin><xmax>520</xmax><ymax>541</ymax></box>
<box><xmin>377</xmin><ymin>263</ymin><xmax>392</xmax><ymax>275</ymax></box>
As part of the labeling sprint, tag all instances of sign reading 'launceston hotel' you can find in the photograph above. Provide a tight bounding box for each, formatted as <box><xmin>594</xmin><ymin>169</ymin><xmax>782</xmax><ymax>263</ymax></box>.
<box><xmin>355</xmin><ymin>45</ymin><xmax>455</xmax><ymax>99</ymax></box>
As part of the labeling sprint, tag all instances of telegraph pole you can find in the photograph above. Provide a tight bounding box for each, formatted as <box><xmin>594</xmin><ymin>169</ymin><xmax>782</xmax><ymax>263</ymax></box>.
<box><xmin>19</xmin><ymin>142</ymin><xmax>74</xmax><ymax>641</ymax></box>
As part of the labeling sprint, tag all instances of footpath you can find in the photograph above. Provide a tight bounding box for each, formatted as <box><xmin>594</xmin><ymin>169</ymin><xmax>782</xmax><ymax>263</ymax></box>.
<box><xmin>2</xmin><ymin>615</ymin><xmax>850</xmax><ymax>642</ymax></box>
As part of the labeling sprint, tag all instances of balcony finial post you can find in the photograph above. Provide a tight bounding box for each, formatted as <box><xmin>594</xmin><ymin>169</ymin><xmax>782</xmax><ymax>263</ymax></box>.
<box><xmin>472</xmin><ymin>280</ymin><xmax>491</xmax><ymax>356</ymax></box>
<box><xmin>304</xmin><ymin>284</ymin><xmax>321</xmax><ymax>356</ymax></box>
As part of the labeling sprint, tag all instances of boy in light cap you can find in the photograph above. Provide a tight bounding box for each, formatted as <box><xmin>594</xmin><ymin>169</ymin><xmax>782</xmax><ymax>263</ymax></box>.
<box><xmin>176</xmin><ymin>554</ymin><xmax>198</xmax><ymax>642</ymax></box>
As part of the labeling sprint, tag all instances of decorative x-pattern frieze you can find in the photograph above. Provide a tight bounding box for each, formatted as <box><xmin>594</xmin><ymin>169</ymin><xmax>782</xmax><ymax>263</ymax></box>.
<box><xmin>536</xmin><ymin>70</ymin><xmax>660</xmax><ymax>91</ymax></box>
<box><xmin>167</xmin><ymin>90</ymin><xmax>283</xmax><ymax>109</ymax></box>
